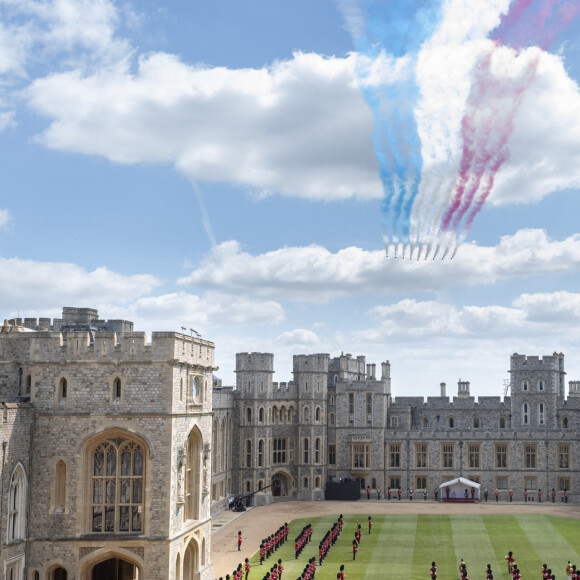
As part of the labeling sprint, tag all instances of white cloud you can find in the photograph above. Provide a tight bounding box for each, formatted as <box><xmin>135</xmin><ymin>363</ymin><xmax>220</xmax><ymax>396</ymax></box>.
<box><xmin>277</xmin><ymin>328</ymin><xmax>320</xmax><ymax>347</ymax></box>
<box><xmin>0</xmin><ymin>209</ymin><xmax>11</xmax><ymax>228</ymax></box>
<box><xmin>0</xmin><ymin>256</ymin><xmax>161</xmax><ymax>310</ymax></box>
<box><xmin>178</xmin><ymin>229</ymin><xmax>580</xmax><ymax>301</ymax></box>
<box><xmin>27</xmin><ymin>51</ymin><xmax>379</xmax><ymax>200</ymax></box>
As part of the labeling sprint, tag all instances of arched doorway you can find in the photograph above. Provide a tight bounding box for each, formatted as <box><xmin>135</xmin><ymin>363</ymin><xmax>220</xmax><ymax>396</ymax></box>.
<box><xmin>51</xmin><ymin>569</ymin><xmax>67</xmax><ymax>580</ymax></box>
<box><xmin>272</xmin><ymin>472</ymin><xmax>290</xmax><ymax>497</ymax></box>
<box><xmin>91</xmin><ymin>558</ymin><xmax>139</xmax><ymax>580</ymax></box>
<box><xmin>182</xmin><ymin>540</ymin><xmax>199</xmax><ymax>580</ymax></box>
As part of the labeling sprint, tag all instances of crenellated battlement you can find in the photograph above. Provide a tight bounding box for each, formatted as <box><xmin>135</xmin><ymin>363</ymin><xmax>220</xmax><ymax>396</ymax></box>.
<box><xmin>293</xmin><ymin>354</ymin><xmax>329</xmax><ymax>374</ymax></box>
<box><xmin>510</xmin><ymin>352</ymin><xmax>564</xmax><ymax>370</ymax></box>
<box><xmin>236</xmin><ymin>352</ymin><xmax>274</xmax><ymax>373</ymax></box>
<box><xmin>0</xmin><ymin>325</ymin><xmax>215</xmax><ymax>367</ymax></box>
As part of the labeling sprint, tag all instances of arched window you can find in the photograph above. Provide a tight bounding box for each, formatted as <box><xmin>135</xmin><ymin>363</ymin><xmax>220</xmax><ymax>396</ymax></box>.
<box><xmin>315</xmin><ymin>476</ymin><xmax>320</xmax><ymax>488</ymax></box>
<box><xmin>315</xmin><ymin>438</ymin><xmax>320</xmax><ymax>463</ymax></box>
<box><xmin>246</xmin><ymin>440</ymin><xmax>252</xmax><ymax>468</ymax></box>
<box><xmin>272</xmin><ymin>406</ymin><xmax>278</xmax><ymax>423</ymax></box>
<box><xmin>563</xmin><ymin>417</ymin><xmax>569</xmax><ymax>428</ymax></box>
<box><xmin>522</xmin><ymin>403</ymin><xmax>529</xmax><ymax>425</ymax></box>
<box><xmin>212</xmin><ymin>419</ymin><xmax>218</xmax><ymax>473</ymax></box>
<box><xmin>8</xmin><ymin>464</ymin><xmax>26</xmax><ymax>541</ymax></box>
<box><xmin>304</xmin><ymin>407</ymin><xmax>309</xmax><ymax>423</ymax></box>
<box><xmin>288</xmin><ymin>407</ymin><xmax>293</xmax><ymax>423</ymax></box>
<box><xmin>422</xmin><ymin>417</ymin><xmax>429</xmax><ymax>428</ymax></box>
<box><xmin>55</xmin><ymin>461</ymin><xmax>66</xmax><ymax>509</ymax></box>
<box><xmin>258</xmin><ymin>480</ymin><xmax>263</xmax><ymax>491</ymax></box>
<box><xmin>90</xmin><ymin>436</ymin><xmax>144</xmax><ymax>533</ymax></box>
<box><xmin>499</xmin><ymin>417</ymin><xmax>506</xmax><ymax>429</ymax></box>
<box><xmin>538</xmin><ymin>380</ymin><xmax>544</xmax><ymax>391</ymax></box>
<box><xmin>114</xmin><ymin>377</ymin><xmax>122</xmax><ymax>399</ymax></box>
<box><xmin>522</xmin><ymin>380</ymin><xmax>529</xmax><ymax>391</ymax></box>
<box><xmin>185</xmin><ymin>428</ymin><xmax>202</xmax><ymax>521</ymax></box>
<box><xmin>258</xmin><ymin>440</ymin><xmax>264</xmax><ymax>467</ymax></box>
<box><xmin>303</xmin><ymin>439</ymin><xmax>309</xmax><ymax>463</ymax></box>
<box><xmin>246</xmin><ymin>407</ymin><xmax>252</xmax><ymax>423</ymax></box>
<box><xmin>60</xmin><ymin>378</ymin><xmax>67</xmax><ymax>400</ymax></box>
<box><xmin>191</xmin><ymin>376</ymin><xmax>200</xmax><ymax>403</ymax></box>
<box><xmin>259</xmin><ymin>408</ymin><xmax>264</xmax><ymax>423</ymax></box>
<box><xmin>280</xmin><ymin>406</ymin><xmax>286</xmax><ymax>424</ymax></box>
<box><xmin>448</xmin><ymin>417</ymin><xmax>454</xmax><ymax>428</ymax></box>
<box><xmin>315</xmin><ymin>407</ymin><xmax>321</xmax><ymax>422</ymax></box>
<box><xmin>538</xmin><ymin>403</ymin><xmax>545</xmax><ymax>425</ymax></box>
<box><xmin>330</xmin><ymin>413</ymin><xmax>335</xmax><ymax>426</ymax></box>
<box><xmin>473</xmin><ymin>417</ymin><xmax>480</xmax><ymax>428</ymax></box>
<box><xmin>303</xmin><ymin>477</ymin><xmax>308</xmax><ymax>489</ymax></box>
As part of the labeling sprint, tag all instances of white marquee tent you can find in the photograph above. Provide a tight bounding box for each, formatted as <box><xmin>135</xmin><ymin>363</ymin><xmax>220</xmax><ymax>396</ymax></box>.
<box><xmin>439</xmin><ymin>477</ymin><xmax>480</xmax><ymax>500</ymax></box>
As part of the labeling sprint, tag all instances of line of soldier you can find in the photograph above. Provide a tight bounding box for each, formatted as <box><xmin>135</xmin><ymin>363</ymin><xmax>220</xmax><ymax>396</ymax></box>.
<box><xmin>318</xmin><ymin>515</ymin><xmax>344</xmax><ymax>566</ymax></box>
<box><xmin>294</xmin><ymin>524</ymin><xmax>312</xmax><ymax>559</ymax></box>
<box><xmin>260</xmin><ymin>523</ymin><xmax>289</xmax><ymax>565</ymax></box>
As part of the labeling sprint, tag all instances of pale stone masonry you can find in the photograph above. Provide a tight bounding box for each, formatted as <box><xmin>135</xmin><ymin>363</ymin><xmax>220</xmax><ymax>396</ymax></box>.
<box><xmin>211</xmin><ymin>351</ymin><xmax>580</xmax><ymax>508</ymax></box>
<box><xmin>0</xmin><ymin>308</ymin><xmax>216</xmax><ymax>580</ymax></box>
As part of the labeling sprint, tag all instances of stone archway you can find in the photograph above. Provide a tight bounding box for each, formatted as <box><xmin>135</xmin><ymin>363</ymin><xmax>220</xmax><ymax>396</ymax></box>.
<box><xmin>272</xmin><ymin>472</ymin><xmax>290</xmax><ymax>497</ymax></box>
<box><xmin>90</xmin><ymin>557</ymin><xmax>139</xmax><ymax>580</ymax></box>
<box><xmin>182</xmin><ymin>539</ymin><xmax>199</xmax><ymax>580</ymax></box>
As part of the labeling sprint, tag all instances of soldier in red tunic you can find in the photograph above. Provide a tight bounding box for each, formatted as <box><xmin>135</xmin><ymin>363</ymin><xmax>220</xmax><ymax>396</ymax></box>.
<box><xmin>352</xmin><ymin>539</ymin><xmax>357</xmax><ymax>560</ymax></box>
<box><xmin>237</xmin><ymin>531</ymin><xmax>242</xmax><ymax>551</ymax></box>
<box><xmin>244</xmin><ymin>558</ymin><xmax>250</xmax><ymax>580</ymax></box>
<box><xmin>368</xmin><ymin>516</ymin><xmax>372</xmax><ymax>534</ymax></box>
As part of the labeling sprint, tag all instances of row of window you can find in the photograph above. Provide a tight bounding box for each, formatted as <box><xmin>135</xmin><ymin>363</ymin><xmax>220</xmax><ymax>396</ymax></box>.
<box><xmin>245</xmin><ymin>438</ymin><xmax>324</xmax><ymax>467</ymax></box>
<box><xmin>386</xmin><ymin>443</ymin><xmax>571</xmax><ymax>470</ymax></box>
<box><xmin>245</xmin><ymin>405</ymin><xmax>326</xmax><ymax>424</ymax></box>
<box><xmin>323</xmin><ymin>443</ymin><xmax>573</xmax><ymax>470</ymax></box>
<box><xmin>380</xmin><ymin>475</ymin><xmax>572</xmax><ymax>493</ymax></box>
<box><xmin>389</xmin><ymin>408</ymin><xmax>571</xmax><ymax>429</ymax></box>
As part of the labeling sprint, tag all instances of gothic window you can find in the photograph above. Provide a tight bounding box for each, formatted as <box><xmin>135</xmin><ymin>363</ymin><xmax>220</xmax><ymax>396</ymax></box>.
<box><xmin>558</xmin><ymin>444</ymin><xmax>570</xmax><ymax>469</ymax></box>
<box><xmin>469</xmin><ymin>444</ymin><xmax>480</xmax><ymax>468</ymax></box>
<box><xmin>448</xmin><ymin>417</ymin><xmax>454</xmax><ymax>428</ymax></box>
<box><xmin>55</xmin><ymin>461</ymin><xmax>66</xmax><ymax>509</ymax></box>
<box><xmin>538</xmin><ymin>380</ymin><xmax>544</xmax><ymax>391</ymax></box>
<box><xmin>114</xmin><ymin>377</ymin><xmax>121</xmax><ymax>399</ymax></box>
<box><xmin>495</xmin><ymin>444</ymin><xmax>507</xmax><ymax>468</ymax></box>
<box><xmin>524</xmin><ymin>444</ymin><xmax>537</xmax><ymax>469</ymax></box>
<box><xmin>538</xmin><ymin>403</ymin><xmax>545</xmax><ymax>425</ymax></box>
<box><xmin>422</xmin><ymin>417</ymin><xmax>429</xmax><ymax>428</ymax></box>
<box><xmin>246</xmin><ymin>440</ymin><xmax>252</xmax><ymax>468</ymax></box>
<box><xmin>279</xmin><ymin>406</ymin><xmax>286</xmax><ymax>424</ymax></box>
<box><xmin>60</xmin><ymin>378</ymin><xmax>68</xmax><ymax>400</ymax></box>
<box><xmin>328</xmin><ymin>444</ymin><xmax>336</xmax><ymax>465</ymax></box>
<box><xmin>522</xmin><ymin>380</ymin><xmax>529</xmax><ymax>391</ymax></box>
<box><xmin>272</xmin><ymin>406</ymin><xmax>278</xmax><ymax>423</ymax></box>
<box><xmin>330</xmin><ymin>413</ymin><xmax>335</xmax><ymax>426</ymax></box>
<box><xmin>315</xmin><ymin>476</ymin><xmax>321</xmax><ymax>488</ymax></box>
<box><xmin>366</xmin><ymin>393</ymin><xmax>372</xmax><ymax>424</ymax></box>
<box><xmin>273</xmin><ymin>438</ymin><xmax>287</xmax><ymax>464</ymax></box>
<box><xmin>562</xmin><ymin>417</ymin><xmax>569</xmax><ymax>428</ymax></box>
<box><xmin>288</xmin><ymin>407</ymin><xmax>293</xmax><ymax>422</ymax></box>
<box><xmin>499</xmin><ymin>417</ymin><xmax>506</xmax><ymax>429</ymax></box>
<box><xmin>522</xmin><ymin>403</ymin><xmax>529</xmax><ymax>425</ymax></box>
<box><xmin>390</xmin><ymin>444</ymin><xmax>401</xmax><ymax>468</ymax></box>
<box><xmin>91</xmin><ymin>437</ymin><xmax>144</xmax><ymax>533</ymax></box>
<box><xmin>442</xmin><ymin>444</ymin><xmax>454</xmax><ymax>469</ymax></box>
<box><xmin>303</xmin><ymin>439</ymin><xmax>309</xmax><ymax>463</ymax></box>
<box><xmin>185</xmin><ymin>428</ymin><xmax>202</xmax><ymax>521</ymax></box>
<box><xmin>415</xmin><ymin>444</ymin><xmax>427</xmax><ymax>468</ymax></box>
<box><xmin>315</xmin><ymin>407</ymin><xmax>321</xmax><ymax>422</ymax></box>
<box><xmin>259</xmin><ymin>408</ymin><xmax>264</xmax><ymax>423</ymax></box>
<box><xmin>315</xmin><ymin>438</ymin><xmax>321</xmax><ymax>463</ymax></box>
<box><xmin>7</xmin><ymin>464</ymin><xmax>26</xmax><ymax>541</ymax></box>
<box><xmin>303</xmin><ymin>477</ymin><xmax>308</xmax><ymax>489</ymax></box>
<box><xmin>473</xmin><ymin>416</ymin><xmax>480</xmax><ymax>428</ymax></box>
<box><xmin>348</xmin><ymin>393</ymin><xmax>354</xmax><ymax>424</ymax></box>
<box><xmin>258</xmin><ymin>440</ymin><xmax>264</xmax><ymax>467</ymax></box>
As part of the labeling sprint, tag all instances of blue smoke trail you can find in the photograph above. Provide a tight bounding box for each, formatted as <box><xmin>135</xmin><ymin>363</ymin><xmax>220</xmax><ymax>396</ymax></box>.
<box><xmin>354</xmin><ymin>0</ymin><xmax>443</xmax><ymax>254</ymax></box>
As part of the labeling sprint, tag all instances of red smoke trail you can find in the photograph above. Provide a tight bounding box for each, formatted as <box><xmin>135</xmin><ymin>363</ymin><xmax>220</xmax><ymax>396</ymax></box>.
<box><xmin>441</xmin><ymin>0</ymin><xmax>580</xmax><ymax>244</ymax></box>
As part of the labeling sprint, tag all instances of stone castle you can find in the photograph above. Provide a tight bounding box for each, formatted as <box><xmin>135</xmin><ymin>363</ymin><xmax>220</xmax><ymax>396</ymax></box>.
<box><xmin>0</xmin><ymin>307</ymin><xmax>579</xmax><ymax>579</ymax></box>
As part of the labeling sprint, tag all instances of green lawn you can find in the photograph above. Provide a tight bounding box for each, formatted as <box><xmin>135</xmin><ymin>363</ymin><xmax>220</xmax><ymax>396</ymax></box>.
<box><xmin>245</xmin><ymin>514</ymin><xmax>580</xmax><ymax>580</ymax></box>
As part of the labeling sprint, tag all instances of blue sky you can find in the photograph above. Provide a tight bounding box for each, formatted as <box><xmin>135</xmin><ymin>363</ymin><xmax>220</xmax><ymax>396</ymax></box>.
<box><xmin>2</xmin><ymin>0</ymin><xmax>580</xmax><ymax>397</ymax></box>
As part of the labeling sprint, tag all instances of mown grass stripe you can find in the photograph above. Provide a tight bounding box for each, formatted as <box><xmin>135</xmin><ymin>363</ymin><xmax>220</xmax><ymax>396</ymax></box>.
<box><xmin>484</xmin><ymin>515</ymin><xmax>539</xmax><ymax>579</ymax></box>
<box><xmin>451</xmin><ymin>515</ymin><xmax>499</xmax><ymax>579</ymax></box>
<box><xmin>411</xmin><ymin>515</ymin><xmax>454</xmax><ymax>580</ymax></box>
<box><xmin>362</xmin><ymin>514</ymin><xmax>418</xmax><ymax>580</ymax></box>
<box><xmin>516</xmin><ymin>514</ymin><xmax>580</xmax><ymax>569</ymax></box>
